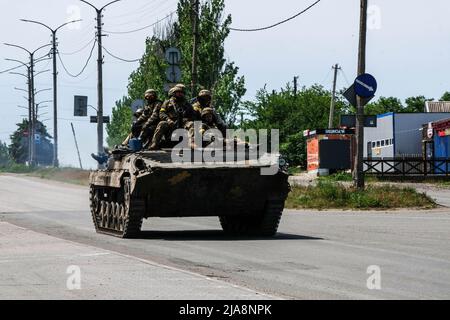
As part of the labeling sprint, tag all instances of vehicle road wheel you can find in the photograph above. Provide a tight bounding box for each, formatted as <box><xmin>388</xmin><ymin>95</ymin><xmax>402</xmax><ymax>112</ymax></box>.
<box><xmin>219</xmin><ymin>199</ymin><xmax>284</xmax><ymax>237</ymax></box>
<box><xmin>121</xmin><ymin>177</ymin><xmax>144</xmax><ymax>239</ymax></box>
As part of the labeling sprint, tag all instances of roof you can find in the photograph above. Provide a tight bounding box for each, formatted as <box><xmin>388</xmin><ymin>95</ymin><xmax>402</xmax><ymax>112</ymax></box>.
<box><xmin>425</xmin><ymin>101</ymin><xmax>450</xmax><ymax>113</ymax></box>
<box><xmin>432</xmin><ymin>118</ymin><xmax>450</xmax><ymax>131</ymax></box>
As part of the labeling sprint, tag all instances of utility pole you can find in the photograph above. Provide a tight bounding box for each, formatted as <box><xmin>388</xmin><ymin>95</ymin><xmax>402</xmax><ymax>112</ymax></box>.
<box><xmin>328</xmin><ymin>64</ymin><xmax>341</xmax><ymax>128</ymax></box>
<box><xmin>293</xmin><ymin>76</ymin><xmax>299</xmax><ymax>96</ymax></box>
<box><xmin>80</xmin><ymin>0</ymin><xmax>120</xmax><ymax>168</ymax></box>
<box><xmin>191</xmin><ymin>0</ymin><xmax>200</xmax><ymax>95</ymax></box>
<box><xmin>5</xmin><ymin>43</ymin><xmax>51</xmax><ymax>166</ymax></box>
<box><xmin>354</xmin><ymin>0</ymin><xmax>368</xmax><ymax>189</ymax></box>
<box><xmin>71</xmin><ymin>123</ymin><xmax>83</xmax><ymax>169</ymax></box>
<box><xmin>21</xmin><ymin>19</ymin><xmax>81</xmax><ymax>168</ymax></box>
<box><xmin>7</xmin><ymin>58</ymin><xmax>32</xmax><ymax>163</ymax></box>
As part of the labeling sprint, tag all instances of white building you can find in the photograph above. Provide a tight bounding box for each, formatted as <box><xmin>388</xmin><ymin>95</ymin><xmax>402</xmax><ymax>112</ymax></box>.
<box><xmin>364</xmin><ymin>112</ymin><xmax>450</xmax><ymax>158</ymax></box>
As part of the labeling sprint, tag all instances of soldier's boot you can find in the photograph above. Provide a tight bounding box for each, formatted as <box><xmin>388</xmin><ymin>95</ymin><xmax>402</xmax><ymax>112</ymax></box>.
<box><xmin>149</xmin><ymin>143</ymin><xmax>159</xmax><ymax>150</ymax></box>
<box><xmin>91</xmin><ymin>153</ymin><xmax>108</xmax><ymax>165</ymax></box>
<box><xmin>122</xmin><ymin>133</ymin><xmax>132</xmax><ymax>146</ymax></box>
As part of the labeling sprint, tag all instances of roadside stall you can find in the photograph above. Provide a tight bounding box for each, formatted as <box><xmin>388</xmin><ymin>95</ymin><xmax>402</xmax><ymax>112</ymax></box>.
<box><xmin>304</xmin><ymin>129</ymin><xmax>355</xmax><ymax>176</ymax></box>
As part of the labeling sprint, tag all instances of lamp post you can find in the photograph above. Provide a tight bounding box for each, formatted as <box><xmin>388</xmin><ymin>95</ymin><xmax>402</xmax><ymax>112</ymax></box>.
<box><xmin>20</xmin><ymin>18</ymin><xmax>82</xmax><ymax>167</ymax></box>
<box><xmin>4</xmin><ymin>42</ymin><xmax>52</xmax><ymax>165</ymax></box>
<box><xmin>80</xmin><ymin>0</ymin><xmax>121</xmax><ymax>168</ymax></box>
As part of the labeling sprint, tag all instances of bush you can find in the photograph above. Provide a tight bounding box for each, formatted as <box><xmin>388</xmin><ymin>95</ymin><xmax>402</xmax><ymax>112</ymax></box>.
<box><xmin>286</xmin><ymin>182</ymin><xmax>436</xmax><ymax>210</ymax></box>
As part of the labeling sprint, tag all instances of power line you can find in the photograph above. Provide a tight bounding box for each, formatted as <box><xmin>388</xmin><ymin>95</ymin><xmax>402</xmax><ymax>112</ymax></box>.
<box><xmin>102</xmin><ymin>45</ymin><xmax>141</xmax><ymax>62</ymax></box>
<box><xmin>58</xmin><ymin>117</ymin><xmax>90</xmax><ymax>122</ymax></box>
<box><xmin>0</xmin><ymin>64</ymin><xmax>24</xmax><ymax>74</ymax></box>
<box><xmin>57</xmin><ymin>40</ymin><xmax>97</xmax><ymax>77</ymax></box>
<box><xmin>59</xmin><ymin>38</ymin><xmax>95</xmax><ymax>55</ymax></box>
<box><xmin>103</xmin><ymin>11</ymin><xmax>175</xmax><ymax>34</ymax></box>
<box><xmin>339</xmin><ymin>68</ymin><xmax>352</xmax><ymax>87</ymax></box>
<box><xmin>107</xmin><ymin>0</ymin><xmax>163</xmax><ymax>20</ymax></box>
<box><xmin>106</xmin><ymin>0</ymin><xmax>172</xmax><ymax>27</ymax></box>
<box><xmin>229</xmin><ymin>0</ymin><xmax>321</xmax><ymax>32</ymax></box>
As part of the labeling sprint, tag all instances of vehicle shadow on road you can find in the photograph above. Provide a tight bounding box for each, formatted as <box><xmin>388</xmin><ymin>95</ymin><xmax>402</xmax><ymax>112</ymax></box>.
<box><xmin>136</xmin><ymin>229</ymin><xmax>323</xmax><ymax>241</ymax></box>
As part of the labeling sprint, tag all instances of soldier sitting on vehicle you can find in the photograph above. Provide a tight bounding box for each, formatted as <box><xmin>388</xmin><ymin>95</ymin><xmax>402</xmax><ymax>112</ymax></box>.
<box><xmin>192</xmin><ymin>89</ymin><xmax>227</xmax><ymax>136</ymax></box>
<box><xmin>138</xmin><ymin>89</ymin><xmax>163</xmax><ymax>146</ymax></box>
<box><xmin>121</xmin><ymin>89</ymin><xmax>162</xmax><ymax>147</ymax></box>
<box><xmin>121</xmin><ymin>108</ymin><xmax>145</xmax><ymax>147</ymax></box>
<box><xmin>198</xmin><ymin>107</ymin><xmax>222</xmax><ymax>148</ymax></box>
<box><xmin>149</xmin><ymin>84</ymin><xmax>198</xmax><ymax>150</ymax></box>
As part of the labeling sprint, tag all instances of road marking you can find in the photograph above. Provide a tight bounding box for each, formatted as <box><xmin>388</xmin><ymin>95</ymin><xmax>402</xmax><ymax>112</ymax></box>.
<box><xmin>1</xmin><ymin>221</ymin><xmax>282</xmax><ymax>300</ymax></box>
<box><xmin>80</xmin><ymin>252</ymin><xmax>111</xmax><ymax>257</ymax></box>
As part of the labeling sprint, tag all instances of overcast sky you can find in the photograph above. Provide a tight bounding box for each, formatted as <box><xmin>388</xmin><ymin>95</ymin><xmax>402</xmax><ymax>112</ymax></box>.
<box><xmin>0</xmin><ymin>0</ymin><xmax>449</xmax><ymax>169</ymax></box>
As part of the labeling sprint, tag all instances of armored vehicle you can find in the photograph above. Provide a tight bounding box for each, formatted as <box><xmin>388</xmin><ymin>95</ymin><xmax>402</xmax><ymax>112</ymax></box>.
<box><xmin>89</xmin><ymin>148</ymin><xmax>290</xmax><ymax>238</ymax></box>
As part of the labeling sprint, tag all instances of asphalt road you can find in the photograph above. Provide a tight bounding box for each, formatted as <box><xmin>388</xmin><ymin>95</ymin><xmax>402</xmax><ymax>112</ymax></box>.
<box><xmin>0</xmin><ymin>174</ymin><xmax>449</xmax><ymax>300</ymax></box>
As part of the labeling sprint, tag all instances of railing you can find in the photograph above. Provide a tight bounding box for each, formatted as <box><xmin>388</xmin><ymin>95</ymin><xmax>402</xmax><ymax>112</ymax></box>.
<box><xmin>363</xmin><ymin>157</ymin><xmax>450</xmax><ymax>176</ymax></box>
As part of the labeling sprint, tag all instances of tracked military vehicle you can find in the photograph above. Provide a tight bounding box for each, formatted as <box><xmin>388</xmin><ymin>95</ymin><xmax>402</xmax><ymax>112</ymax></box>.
<box><xmin>89</xmin><ymin>147</ymin><xmax>290</xmax><ymax>238</ymax></box>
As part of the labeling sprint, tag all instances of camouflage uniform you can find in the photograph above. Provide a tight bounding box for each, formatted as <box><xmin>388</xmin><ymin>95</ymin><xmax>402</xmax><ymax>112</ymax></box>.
<box><xmin>138</xmin><ymin>100</ymin><xmax>163</xmax><ymax>144</ymax></box>
<box><xmin>122</xmin><ymin>89</ymin><xmax>162</xmax><ymax>146</ymax></box>
<box><xmin>122</xmin><ymin>108</ymin><xmax>144</xmax><ymax>146</ymax></box>
<box><xmin>192</xmin><ymin>90</ymin><xmax>227</xmax><ymax>136</ymax></box>
<box><xmin>200</xmin><ymin>108</ymin><xmax>219</xmax><ymax>132</ymax></box>
<box><xmin>150</xmin><ymin>86</ymin><xmax>197</xmax><ymax>149</ymax></box>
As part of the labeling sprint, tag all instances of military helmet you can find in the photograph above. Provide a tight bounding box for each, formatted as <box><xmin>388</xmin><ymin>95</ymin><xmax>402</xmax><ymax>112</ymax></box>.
<box><xmin>134</xmin><ymin>108</ymin><xmax>144</xmax><ymax>117</ymax></box>
<box><xmin>144</xmin><ymin>89</ymin><xmax>157</xmax><ymax>96</ymax></box>
<box><xmin>198</xmin><ymin>90</ymin><xmax>212</xmax><ymax>98</ymax></box>
<box><xmin>174</xmin><ymin>83</ymin><xmax>186</xmax><ymax>91</ymax></box>
<box><xmin>168</xmin><ymin>87</ymin><xmax>177</xmax><ymax>97</ymax></box>
<box><xmin>201</xmin><ymin>107</ymin><xmax>214</xmax><ymax>118</ymax></box>
<box><xmin>169</xmin><ymin>85</ymin><xmax>185</xmax><ymax>97</ymax></box>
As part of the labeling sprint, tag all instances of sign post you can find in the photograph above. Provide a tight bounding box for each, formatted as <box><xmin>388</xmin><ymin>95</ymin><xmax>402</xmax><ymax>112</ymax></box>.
<box><xmin>164</xmin><ymin>47</ymin><xmax>182</xmax><ymax>92</ymax></box>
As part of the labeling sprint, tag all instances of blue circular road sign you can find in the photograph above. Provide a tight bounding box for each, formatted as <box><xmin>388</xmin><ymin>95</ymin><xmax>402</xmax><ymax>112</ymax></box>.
<box><xmin>354</xmin><ymin>73</ymin><xmax>377</xmax><ymax>98</ymax></box>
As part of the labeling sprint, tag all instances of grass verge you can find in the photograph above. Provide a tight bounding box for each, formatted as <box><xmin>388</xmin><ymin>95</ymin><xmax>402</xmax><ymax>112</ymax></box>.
<box><xmin>1</xmin><ymin>165</ymin><xmax>89</xmax><ymax>186</ymax></box>
<box><xmin>286</xmin><ymin>181</ymin><xmax>436</xmax><ymax>210</ymax></box>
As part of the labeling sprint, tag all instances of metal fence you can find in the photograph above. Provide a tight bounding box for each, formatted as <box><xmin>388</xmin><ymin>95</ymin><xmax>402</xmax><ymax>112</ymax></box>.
<box><xmin>363</xmin><ymin>157</ymin><xmax>450</xmax><ymax>176</ymax></box>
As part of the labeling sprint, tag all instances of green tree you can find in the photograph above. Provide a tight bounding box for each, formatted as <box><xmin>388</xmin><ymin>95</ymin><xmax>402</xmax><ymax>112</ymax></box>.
<box><xmin>404</xmin><ymin>96</ymin><xmax>432</xmax><ymax>112</ymax></box>
<box><xmin>364</xmin><ymin>97</ymin><xmax>404</xmax><ymax>115</ymax></box>
<box><xmin>173</xmin><ymin>0</ymin><xmax>246</xmax><ymax>125</ymax></box>
<box><xmin>242</xmin><ymin>83</ymin><xmax>348</xmax><ymax>166</ymax></box>
<box><xmin>106</xmin><ymin>97</ymin><xmax>133</xmax><ymax>147</ymax></box>
<box><xmin>0</xmin><ymin>140</ymin><xmax>11</xmax><ymax>167</ymax></box>
<box><xmin>440</xmin><ymin>92</ymin><xmax>450</xmax><ymax>101</ymax></box>
<box><xmin>9</xmin><ymin>119</ymin><xmax>53</xmax><ymax>165</ymax></box>
<box><xmin>107</xmin><ymin>0</ymin><xmax>246</xmax><ymax>147</ymax></box>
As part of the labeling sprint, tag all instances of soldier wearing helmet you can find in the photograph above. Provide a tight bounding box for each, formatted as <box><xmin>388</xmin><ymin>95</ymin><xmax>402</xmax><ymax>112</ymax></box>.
<box><xmin>192</xmin><ymin>89</ymin><xmax>227</xmax><ymax>136</ymax></box>
<box><xmin>122</xmin><ymin>89</ymin><xmax>162</xmax><ymax>146</ymax></box>
<box><xmin>200</xmin><ymin>107</ymin><xmax>217</xmax><ymax>133</ymax></box>
<box><xmin>149</xmin><ymin>84</ymin><xmax>197</xmax><ymax>150</ymax></box>
<box><xmin>138</xmin><ymin>89</ymin><xmax>163</xmax><ymax>145</ymax></box>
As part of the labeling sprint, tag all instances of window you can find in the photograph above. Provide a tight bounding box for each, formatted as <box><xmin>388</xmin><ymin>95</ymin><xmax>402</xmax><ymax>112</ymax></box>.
<box><xmin>385</xmin><ymin>139</ymin><xmax>389</xmax><ymax>146</ymax></box>
<box><xmin>372</xmin><ymin>142</ymin><xmax>376</xmax><ymax>148</ymax></box>
<box><xmin>377</xmin><ymin>141</ymin><xmax>380</xmax><ymax>147</ymax></box>
<box><xmin>381</xmin><ymin>140</ymin><xmax>385</xmax><ymax>146</ymax></box>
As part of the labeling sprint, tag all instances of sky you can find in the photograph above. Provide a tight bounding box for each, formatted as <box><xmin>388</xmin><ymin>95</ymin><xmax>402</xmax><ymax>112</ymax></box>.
<box><xmin>0</xmin><ymin>0</ymin><xmax>449</xmax><ymax>169</ymax></box>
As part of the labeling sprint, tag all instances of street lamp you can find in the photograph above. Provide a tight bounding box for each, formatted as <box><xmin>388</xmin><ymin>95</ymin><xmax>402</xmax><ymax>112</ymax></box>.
<box><xmin>9</xmin><ymin>72</ymin><xmax>28</xmax><ymax>78</ymax></box>
<box><xmin>80</xmin><ymin>0</ymin><xmax>121</xmax><ymax>168</ymax></box>
<box><xmin>35</xmin><ymin>88</ymin><xmax>52</xmax><ymax>95</ymax></box>
<box><xmin>20</xmin><ymin>18</ymin><xmax>82</xmax><ymax>168</ymax></box>
<box><xmin>7</xmin><ymin>59</ymin><xmax>33</xmax><ymax>164</ymax></box>
<box><xmin>4</xmin><ymin>42</ymin><xmax>52</xmax><ymax>165</ymax></box>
